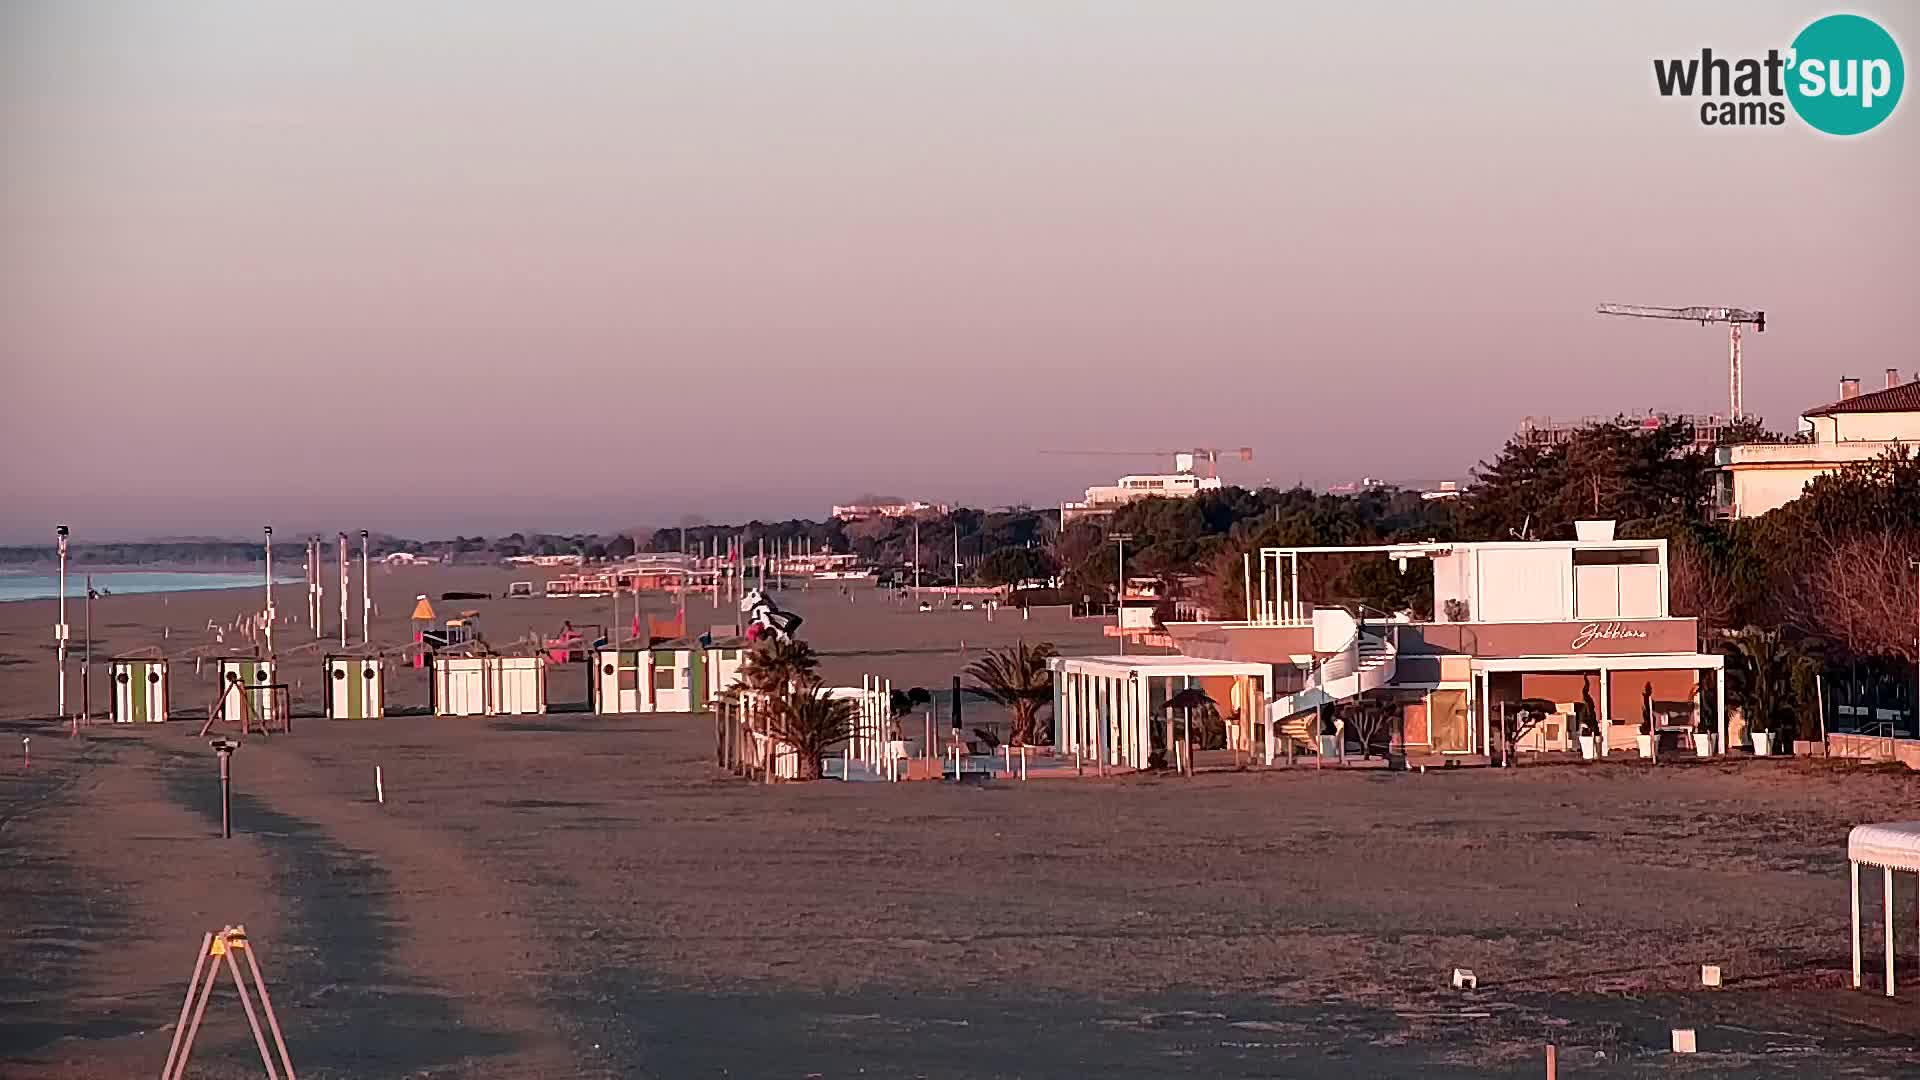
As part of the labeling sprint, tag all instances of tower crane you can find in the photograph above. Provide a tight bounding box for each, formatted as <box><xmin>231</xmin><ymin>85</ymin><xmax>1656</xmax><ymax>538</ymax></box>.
<box><xmin>1595</xmin><ymin>303</ymin><xmax>1765</xmax><ymax>419</ymax></box>
<box><xmin>1038</xmin><ymin>446</ymin><xmax>1253</xmax><ymax>479</ymax></box>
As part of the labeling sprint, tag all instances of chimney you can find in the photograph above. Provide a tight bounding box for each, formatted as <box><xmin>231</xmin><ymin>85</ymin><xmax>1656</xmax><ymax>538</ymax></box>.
<box><xmin>1841</xmin><ymin>377</ymin><xmax>1861</xmax><ymax>400</ymax></box>
<box><xmin>1889</xmin><ymin>368</ymin><xmax>1902</xmax><ymax>389</ymax></box>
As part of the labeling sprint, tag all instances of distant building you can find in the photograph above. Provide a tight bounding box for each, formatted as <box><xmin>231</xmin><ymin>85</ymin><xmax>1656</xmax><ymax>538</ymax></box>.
<box><xmin>1421</xmin><ymin>481</ymin><xmax>1462</xmax><ymax>501</ymax></box>
<box><xmin>1324</xmin><ymin>477</ymin><xmax>1386</xmax><ymax>496</ymax></box>
<box><xmin>381</xmin><ymin>551</ymin><xmax>439</xmax><ymax>566</ymax></box>
<box><xmin>1061</xmin><ymin>453</ymin><xmax>1221</xmax><ymax>526</ymax></box>
<box><xmin>1517</xmin><ymin>412</ymin><xmax>1742</xmax><ymax>452</ymax></box>
<box><xmin>1716</xmin><ymin>370</ymin><xmax>1919</xmax><ymax>518</ymax></box>
<box><xmin>505</xmin><ymin>553</ymin><xmax>585</xmax><ymax>567</ymax></box>
<box><xmin>832</xmin><ymin>500</ymin><xmax>950</xmax><ymax>521</ymax></box>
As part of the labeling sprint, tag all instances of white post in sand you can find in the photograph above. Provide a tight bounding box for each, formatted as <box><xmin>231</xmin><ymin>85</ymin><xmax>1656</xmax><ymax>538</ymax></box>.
<box><xmin>1852</xmin><ymin>861</ymin><xmax>1863</xmax><ymax>988</ymax></box>
<box><xmin>376</xmin><ymin>765</ymin><xmax>385</xmax><ymax>805</ymax></box>
<box><xmin>1887</xmin><ymin>866</ymin><xmax>1896</xmax><ymax>997</ymax></box>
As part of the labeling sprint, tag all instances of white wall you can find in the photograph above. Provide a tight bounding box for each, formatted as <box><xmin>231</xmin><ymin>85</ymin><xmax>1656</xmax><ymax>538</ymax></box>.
<box><xmin>1431</xmin><ymin>551</ymin><xmax>1474</xmax><ymax>620</ymax></box>
<box><xmin>1732</xmin><ymin>466</ymin><xmax>1825</xmax><ymax>518</ymax></box>
<box><xmin>1475</xmin><ymin>547</ymin><xmax>1571</xmax><ymax>622</ymax></box>
<box><xmin>1824</xmin><ymin>410</ymin><xmax>1920</xmax><ymax>443</ymax></box>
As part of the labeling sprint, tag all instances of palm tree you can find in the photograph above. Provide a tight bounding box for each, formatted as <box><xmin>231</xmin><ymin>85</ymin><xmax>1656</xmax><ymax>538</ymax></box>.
<box><xmin>762</xmin><ymin>686</ymin><xmax>859</xmax><ymax>780</ymax></box>
<box><xmin>738</xmin><ymin>637</ymin><xmax>820</xmax><ymax>696</ymax></box>
<box><xmin>1722</xmin><ymin>628</ymin><xmax>1822</xmax><ymax>744</ymax></box>
<box><xmin>964</xmin><ymin>640</ymin><xmax>1057</xmax><ymax>746</ymax></box>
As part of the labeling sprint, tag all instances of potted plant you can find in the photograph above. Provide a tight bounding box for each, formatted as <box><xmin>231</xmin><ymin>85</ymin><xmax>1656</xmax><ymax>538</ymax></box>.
<box><xmin>1691</xmin><ymin>683</ymin><xmax>1715</xmax><ymax>757</ymax></box>
<box><xmin>1575</xmin><ymin>678</ymin><xmax>1600</xmax><ymax>759</ymax></box>
<box><xmin>1574</xmin><ymin>698</ymin><xmax>1600</xmax><ymax>760</ymax></box>
<box><xmin>1635</xmin><ymin>681</ymin><xmax>1655</xmax><ymax>759</ymax></box>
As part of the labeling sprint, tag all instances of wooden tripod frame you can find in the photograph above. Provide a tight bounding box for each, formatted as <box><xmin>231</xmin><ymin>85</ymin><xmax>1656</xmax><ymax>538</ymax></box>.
<box><xmin>160</xmin><ymin>925</ymin><xmax>297</xmax><ymax>1079</ymax></box>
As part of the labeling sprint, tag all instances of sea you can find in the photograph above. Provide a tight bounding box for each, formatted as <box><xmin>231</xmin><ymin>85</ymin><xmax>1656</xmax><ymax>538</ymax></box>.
<box><xmin>0</xmin><ymin>571</ymin><xmax>300</xmax><ymax>603</ymax></box>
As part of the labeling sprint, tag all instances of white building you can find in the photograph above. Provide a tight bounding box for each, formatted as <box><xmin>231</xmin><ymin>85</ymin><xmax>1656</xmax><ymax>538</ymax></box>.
<box><xmin>1717</xmin><ymin>371</ymin><xmax>1920</xmax><ymax>518</ymax></box>
<box><xmin>1061</xmin><ymin>453</ymin><xmax>1222</xmax><ymax>525</ymax></box>
<box><xmin>832</xmin><ymin>500</ymin><xmax>950</xmax><ymax>521</ymax></box>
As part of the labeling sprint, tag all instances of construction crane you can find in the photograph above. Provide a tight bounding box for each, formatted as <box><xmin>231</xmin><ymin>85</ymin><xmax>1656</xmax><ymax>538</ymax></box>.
<box><xmin>1595</xmin><ymin>303</ymin><xmax>1766</xmax><ymax>419</ymax></box>
<box><xmin>1038</xmin><ymin>446</ymin><xmax>1253</xmax><ymax>479</ymax></box>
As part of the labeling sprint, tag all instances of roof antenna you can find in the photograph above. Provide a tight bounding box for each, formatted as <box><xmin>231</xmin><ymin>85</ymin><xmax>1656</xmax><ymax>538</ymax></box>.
<box><xmin>1509</xmin><ymin>514</ymin><xmax>1534</xmax><ymax>542</ymax></box>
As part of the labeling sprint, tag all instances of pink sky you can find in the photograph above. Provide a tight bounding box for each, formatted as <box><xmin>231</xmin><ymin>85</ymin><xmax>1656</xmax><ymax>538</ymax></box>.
<box><xmin>2</xmin><ymin>1</ymin><xmax>1916</xmax><ymax>541</ymax></box>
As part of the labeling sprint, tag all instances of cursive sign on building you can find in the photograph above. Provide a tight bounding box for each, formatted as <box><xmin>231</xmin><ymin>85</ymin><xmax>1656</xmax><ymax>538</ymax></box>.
<box><xmin>1570</xmin><ymin>622</ymin><xmax>1651</xmax><ymax>651</ymax></box>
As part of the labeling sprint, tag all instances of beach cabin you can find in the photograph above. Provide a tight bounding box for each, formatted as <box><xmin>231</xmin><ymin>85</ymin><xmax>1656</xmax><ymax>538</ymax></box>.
<box><xmin>110</xmin><ymin>657</ymin><xmax>169</xmax><ymax>724</ymax></box>
<box><xmin>432</xmin><ymin>655</ymin><xmax>546</xmax><ymax>717</ymax></box>
<box><xmin>215</xmin><ymin>657</ymin><xmax>278</xmax><ymax>725</ymax></box>
<box><xmin>591</xmin><ymin>639</ymin><xmax>748</xmax><ymax>714</ymax></box>
<box><xmin>324</xmin><ymin>655</ymin><xmax>385</xmax><ymax>719</ymax></box>
<box><xmin>592</xmin><ymin>646</ymin><xmax>650</xmax><ymax>714</ymax></box>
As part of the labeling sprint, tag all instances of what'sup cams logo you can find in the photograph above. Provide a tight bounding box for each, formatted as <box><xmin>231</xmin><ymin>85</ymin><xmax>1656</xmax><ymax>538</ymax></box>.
<box><xmin>1654</xmin><ymin>13</ymin><xmax>1903</xmax><ymax>134</ymax></box>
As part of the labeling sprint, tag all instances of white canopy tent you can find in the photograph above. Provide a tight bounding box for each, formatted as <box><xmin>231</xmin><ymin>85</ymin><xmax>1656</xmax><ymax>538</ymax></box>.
<box><xmin>1051</xmin><ymin>655</ymin><xmax>1271</xmax><ymax>771</ymax></box>
<box><xmin>1850</xmin><ymin>821</ymin><xmax>1920</xmax><ymax>997</ymax></box>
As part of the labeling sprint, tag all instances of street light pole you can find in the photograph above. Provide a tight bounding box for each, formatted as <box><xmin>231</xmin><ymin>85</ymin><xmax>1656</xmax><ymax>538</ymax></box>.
<box><xmin>1111</xmin><ymin>533</ymin><xmax>1134</xmax><ymax>657</ymax></box>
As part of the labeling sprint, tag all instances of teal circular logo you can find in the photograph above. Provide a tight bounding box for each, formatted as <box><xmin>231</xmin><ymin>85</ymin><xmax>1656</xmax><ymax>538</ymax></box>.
<box><xmin>1787</xmin><ymin>14</ymin><xmax>1904</xmax><ymax>135</ymax></box>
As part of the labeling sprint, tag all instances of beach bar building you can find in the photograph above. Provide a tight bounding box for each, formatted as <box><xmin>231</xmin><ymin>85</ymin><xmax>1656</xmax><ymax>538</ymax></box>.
<box><xmin>591</xmin><ymin>638</ymin><xmax>748</xmax><ymax>714</ymax></box>
<box><xmin>324</xmin><ymin>654</ymin><xmax>385</xmax><ymax>719</ymax></box>
<box><xmin>432</xmin><ymin>655</ymin><xmax>545</xmax><ymax>717</ymax></box>
<box><xmin>215</xmin><ymin>657</ymin><xmax>278</xmax><ymax>726</ymax></box>
<box><xmin>110</xmin><ymin>657</ymin><xmax>170</xmax><ymax>724</ymax></box>
<box><xmin>1050</xmin><ymin>655</ymin><xmax>1272</xmax><ymax>770</ymax></box>
<box><xmin>1159</xmin><ymin>521</ymin><xmax>1729</xmax><ymax>759</ymax></box>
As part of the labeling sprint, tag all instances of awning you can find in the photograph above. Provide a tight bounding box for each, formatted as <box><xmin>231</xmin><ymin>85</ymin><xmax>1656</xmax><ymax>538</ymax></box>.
<box><xmin>1469</xmin><ymin>652</ymin><xmax>1723</xmax><ymax>674</ymax></box>
<box><xmin>1849</xmin><ymin>822</ymin><xmax>1920</xmax><ymax>872</ymax></box>
<box><xmin>1053</xmin><ymin>655</ymin><xmax>1272</xmax><ymax>679</ymax></box>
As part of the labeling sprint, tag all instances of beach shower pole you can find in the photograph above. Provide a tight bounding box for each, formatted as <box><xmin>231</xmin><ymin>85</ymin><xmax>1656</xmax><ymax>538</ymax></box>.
<box><xmin>360</xmin><ymin>530</ymin><xmax>370</xmax><ymax>645</ymax></box>
<box><xmin>56</xmin><ymin>525</ymin><xmax>68</xmax><ymax>721</ymax></box>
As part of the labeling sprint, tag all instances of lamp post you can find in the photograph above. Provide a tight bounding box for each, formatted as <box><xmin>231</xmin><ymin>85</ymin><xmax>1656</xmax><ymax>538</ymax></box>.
<box><xmin>56</xmin><ymin>525</ymin><xmax>69</xmax><ymax>721</ymax></box>
<box><xmin>1111</xmin><ymin>533</ymin><xmax>1134</xmax><ymax>657</ymax></box>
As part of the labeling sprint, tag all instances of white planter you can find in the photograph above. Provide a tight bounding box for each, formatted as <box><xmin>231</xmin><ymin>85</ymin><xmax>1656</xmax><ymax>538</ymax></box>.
<box><xmin>1752</xmin><ymin>731</ymin><xmax>1774</xmax><ymax>757</ymax></box>
<box><xmin>1636</xmin><ymin>734</ymin><xmax>1654</xmax><ymax>759</ymax></box>
<box><xmin>1692</xmin><ymin>733</ymin><xmax>1715</xmax><ymax>758</ymax></box>
<box><xmin>1578</xmin><ymin>735</ymin><xmax>1599</xmax><ymax>760</ymax></box>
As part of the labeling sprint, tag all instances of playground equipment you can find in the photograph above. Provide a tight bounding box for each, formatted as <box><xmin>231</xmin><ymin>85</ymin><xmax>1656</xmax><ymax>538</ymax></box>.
<box><xmin>199</xmin><ymin>676</ymin><xmax>287</xmax><ymax>739</ymax></box>
<box><xmin>740</xmin><ymin>589</ymin><xmax>802</xmax><ymax>642</ymax></box>
<box><xmin>160</xmin><ymin>925</ymin><xmax>297</xmax><ymax>1080</ymax></box>
<box><xmin>212</xmin><ymin>658</ymin><xmax>282</xmax><ymax>729</ymax></box>
<box><xmin>543</xmin><ymin>621</ymin><xmax>606</xmax><ymax>664</ymax></box>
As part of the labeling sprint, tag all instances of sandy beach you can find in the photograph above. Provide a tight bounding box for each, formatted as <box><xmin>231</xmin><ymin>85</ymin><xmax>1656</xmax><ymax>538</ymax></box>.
<box><xmin>0</xmin><ymin>566</ymin><xmax>1117</xmax><ymax>723</ymax></box>
<box><xmin>1</xmin><ymin>568</ymin><xmax>1918</xmax><ymax>1077</ymax></box>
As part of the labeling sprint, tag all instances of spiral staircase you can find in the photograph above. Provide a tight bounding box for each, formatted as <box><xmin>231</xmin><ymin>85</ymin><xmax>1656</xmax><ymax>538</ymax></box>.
<box><xmin>1266</xmin><ymin>607</ymin><xmax>1399</xmax><ymax>754</ymax></box>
